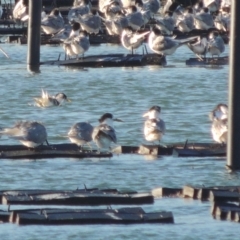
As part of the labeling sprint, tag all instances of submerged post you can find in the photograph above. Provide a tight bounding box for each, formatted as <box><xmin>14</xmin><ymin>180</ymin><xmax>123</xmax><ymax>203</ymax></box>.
<box><xmin>27</xmin><ymin>0</ymin><xmax>42</xmax><ymax>72</ymax></box>
<box><xmin>227</xmin><ymin>1</ymin><xmax>240</xmax><ymax>170</ymax></box>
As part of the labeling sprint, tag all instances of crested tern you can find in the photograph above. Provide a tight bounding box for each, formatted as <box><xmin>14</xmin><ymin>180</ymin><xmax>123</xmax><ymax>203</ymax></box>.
<box><xmin>67</xmin><ymin>0</ymin><xmax>91</xmax><ymax>22</ymax></box>
<box><xmin>121</xmin><ymin>26</ymin><xmax>149</xmax><ymax>54</ymax></box>
<box><xmin>34</xmin><ymin>89</ymin><xmax>71</xmax><ymax>108</ymax></box>
<box><xmin>63</xmin><ymin>29</ymin><xmax>90</xmax><ymax>59</ymax></box>
<box><xmin>176</xmin><ymin>7</ymin><xmax>195</xmax><ymax>33</ymax></box>
<box><xmin>92</xmin><ymin>113</ymin><xmax>122</xmax><ymax>150</ymax></box>
<box><xmin>203</xmin><ymin>0</ymin><xmax>221</xmax><ymax>13</ymax></box>
<box><xmin>155</xmin><ymin>11</ymin><xmax>175</xmax><ymax>35</ymax></box>
<box><xmin>102</xmin><ymin>11</ymin><xmax>129</xmax><ymax>35</ymax></box>
<box><xmin>74</xmin><ymin>10</ymin><xmax>102</xmax><ymax>34</ymax></box>
<box><xmin>13</xmin><ymin>0</ymin><xmax>29</xmax><ymax>23</ymax></box>
<box><xmin>126</xmin><ymin>5</ymin><xmax>145</xmax><ymax>31</ymax></box>
<box><xmin>194</xmin><ymin>7</ymin><xmax>214</xmax><ymax>30</ymax></box>
<box><xmin>208</xmin><ymin>31</ymin><xmax>225</xmax><ymax>57</ymax></box>
<box><xmin>41</xmin><ymin>8</ymin><xmax>65</xmax><ymax>35</ymax></box>
<box><xmin>68</xmin><ymin>122</ymin><xmax>94</xmax><ymax>147</ymax></box>
<box><xmin>0</xmin><ymin>121</ymin><xmax>48</xmax><ymax>148</ymax></box>
<box><xmin>143</xmin><ymin>106</ymin><xmax>166</xmax><ymax>143</ymax></box>
<box><xmin>209</xmin><ymin>103</ymin><xmax>228</xmax><ymax>144</ymax></box>
<box><xmin>187</xmin><ymin>36</ymin><xmax>208</xmax><ymax>60</ymax></box>
<box><xmin>148</xmin><ymin>26</ymin><xmax>198</xmax><ymax>56</ymax></box>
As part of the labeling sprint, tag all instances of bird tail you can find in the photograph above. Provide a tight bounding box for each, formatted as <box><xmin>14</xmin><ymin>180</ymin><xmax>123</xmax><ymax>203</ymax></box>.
<box><xmin>179</xmin><ymin>36</ymin><xmax>199</xmax><ymax>45</ymax></box>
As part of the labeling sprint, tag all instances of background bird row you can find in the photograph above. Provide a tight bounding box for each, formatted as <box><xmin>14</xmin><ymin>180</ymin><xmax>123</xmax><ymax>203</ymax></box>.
<box><xmin>0</xmin><ymin>87</ymin><xmax>225</xmax><ymax>152</ymax></box>
<box><xmin>8</xmin><ymin>0</ymin><xmax>230</xmax><ymax>60</ymax></box>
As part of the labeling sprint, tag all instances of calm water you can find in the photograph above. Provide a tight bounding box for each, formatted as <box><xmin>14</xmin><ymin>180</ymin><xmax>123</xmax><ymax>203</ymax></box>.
<box><xmin>0</xmin><ymin>41</ymin><xmax>239</xmax><ymax>240</ymax></box>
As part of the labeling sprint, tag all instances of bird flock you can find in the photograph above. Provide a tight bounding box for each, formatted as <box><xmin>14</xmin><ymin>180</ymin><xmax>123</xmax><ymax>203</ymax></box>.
<box><xmin>0</xmin><ymin>88</ymin><xmax>227</xmax><ymax>150</ymax></box>
<box><xmin>9</xmin><ymin>0</ymin><xmax>231</xmax><ymax>60</ymax></box>
<box><xmin>0</xmin><ymin>0</ymin><xmax>230</xmax><ymax>150</ymax></box>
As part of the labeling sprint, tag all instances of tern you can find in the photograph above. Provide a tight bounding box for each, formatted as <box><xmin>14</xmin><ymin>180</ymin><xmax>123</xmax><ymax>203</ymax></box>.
<box><xmin>208</xmin><ymin>31</ymin><xmax>225</xmax><ymax>58</ymax></box>
<box><xmin>209</xmin><ymin>103</ymin><xmax>228</xmax><ymax>144</ymax></box>
<box><xmin>148</xmin><ymin>27</ymin><xmax>198</xmax><ymax>56</ymax></box>
<box><xmin>63</xmin><ymin>29</ymin><xmax>90</xmax><ymax>59</ymax></box>
<box><xmin>67</xmin><ymin>0</ymin><xmax>91</xmax><ymax>22</ymax></box>
<box><xmin>12</xmin><ymin>0</ymin><xmax>29</xmax><ymax>23</ymax></box>
<box><xmin>68</xmin><ymin>122</ymin><xmax>94</xmax><ymax>147</ymax></box>
<box><xmin>121</xmin><ymin>26</ymin><xmax>150</xmax><ymax>54</ymax></box>
<box><xmin>41</xmin><ymin>8</ymin><xmax>65</xmax><ymax>35</ymax></box>
<box><xmin>34</xmin><ymin>90</ymin><xmax>71</xmax><ymax>108</ymax></box>
<box><xmin>194</xmin><ymin>7</ymin><xmax>214</xmax><ymax>30</ymax></box>
<box><xmin>92</xmin><ymin>113</ymin><xmax>122</xmax><ymax>151</ymax></box>
<box><xmin>187</xmin><ymin>36</ymin><xmax>208</xmax><ymax>60</ymax></box>
<box><xmin>0</xmin><ymin>121</ymin><xmax>48</xmax><ymax>148</ymax></box>
<box><xmin>143</xmin><ymin>106</ymin><xmax>166</xmax><ymax>143</ymax></box>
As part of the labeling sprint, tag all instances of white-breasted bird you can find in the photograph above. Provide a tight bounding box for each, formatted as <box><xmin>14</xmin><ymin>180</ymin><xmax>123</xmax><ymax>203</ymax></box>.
<box><xmin>208</xmin><ymin>31</ymin><xmax>225</xmax><ymax>57</ymax></box>
<box><xmin>92</xmin><ymin>113</ymin><xmax>122</xmax><ymax>150</ymax></box>
<box><xmin>176</xmin><ymin>7</ymin><xmax>195</xmax><ymax>33</ymax></box>
<box><xmin>68</xmin><ymin>122</ymin><xmax>94</xmax><ymax>147</ymax></box>
<box><xmin>143</xmin><ymin>106</ymin><xmax>166</xmax><ymax>143</ymax></box>
<box><xmin>67</xmin><ymin>0</ymin><xmax>91</xmax><ymax>22</ymax></box>
<box><xmin>34</xmin><ymin>89</ymin><xmax>71</xmax><ymax>108</ymax></box>
<box><xmin>41</xmin><ymin>8</ymin><xmax>65</xmax><ymax>35</ymax></box>
<box><xmin>74</xmin><ymin>10</ymin><xmax>102</xmax><ymax>34</ymax></box>
<box><xmin>121</xmin><ymin>26</ymin><xmax>149</xmax><ymax>54</ymax></box>
<box><xmin>148</xmin><ymin>26</ymin><xmax>198</xmax><ymax>56</ymax></box>
<box><xmin>155</xmin><ymin>11</ymin><xmax>175</xmax><ymax>35</ymax></box>
<box><xmin>13</xmin><ymin>0</ymin><xmax>29</xmax><ymax>23</ymax></box>
<box><xmin>0</xmin><ymin>121</ymin><xmax>48</xmax><ymax>148</ymax></box>
<box><xmin>187</xmin><ymin>36</ymin><xmax>208</xmax><ymax>60</ymax></box>
<box><xmin>194</xmin><ymin>7</ymin><xmax>214</xmax><ymax>30</ymax></box>
<box><xmin>209</xmin><ymin>103</ymin><xmax>228</xmax><ymax>144</ymax></box>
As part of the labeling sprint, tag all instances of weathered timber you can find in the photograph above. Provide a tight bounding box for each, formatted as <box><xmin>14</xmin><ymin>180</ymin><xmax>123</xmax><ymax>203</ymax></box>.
<box><xmin>186</xmin><ymin>56</ymin><xmax>229</xmax><ymax>66</ymax></box>
<box><xmin>138</xmin><ymin>144</ymin><xmax>173</xmax><ymax>156</ymax></box>
<box><xmin>183</xmin><ymin>185</ymin><xmax>240</xmax><ymax>201</ymax></box>
<box><xmin>8</xmin><ymin>207</ymin><xmax>174</xmax><ymax>225</ymax></box>
<box><xmin>112</xmin><ymin>146</ymin><xmax>139</xmax><ymax>154</ymax></box>
<box><xmin>0</xmin><ymin>27</ymin><xmax>27</xmax><ymax>35</ymax></box>
<box><xmin>41</xmin><ymin>53</ymin><xmax>167</xmax><ymax>68</ymax></box>
<box><xmin>211</xmin><ymin>202</ymin><xmax>240</xmax><ymax>221</ymax></box>
<box><xmin>1</xmin><ymin>188</ymin><xmax>154</xmax><ymax>206</ymax></box>
<box><xmin>172</xmin><ymin>142</ymin><xmax>226</xmax><ymax>157</ymax></box>
<box><xmin>209</xmin><ymin>190</ymin><xmax>240</xmax><ymax>202</ymax></box>
<box><xmin>0</xmin><ymin>210</ymin><xmax>10</xmax><ymax>223</ymax></box>
<box><xmin>151</xmin><ymin>187</ymin><xmax>182</xmax><ymax>198</ymax></box>
<box><xmin>0</xmin><ymin>143</ymin><xmax>112</xmax><ymax>159</ymax></box>
<box><xmin>13</xmin><ymin>34</ymin><xmax>120</xmax><ymax>45</ymax></box>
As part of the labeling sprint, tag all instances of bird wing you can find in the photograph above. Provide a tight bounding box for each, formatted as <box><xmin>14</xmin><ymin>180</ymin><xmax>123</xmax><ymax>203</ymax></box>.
<box><xmin>93</xmin><ymin>124</ymin><xmax>117</xmax><ymax>143</ymax></box>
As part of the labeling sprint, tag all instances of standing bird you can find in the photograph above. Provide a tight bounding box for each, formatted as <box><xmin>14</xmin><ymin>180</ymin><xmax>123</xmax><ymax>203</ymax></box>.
<box><xmin>13</xmin><ymin>0</ymin><xmax>29</xmax><ymax>23</ymax></box>
<box><xmin>68</xmin><ymin>122</ymin><xmax>94</xmax><ymax>147</ymax></box>
<box><xmin>176</xmin><ymin>7</ymin><xmax>195</xmax><ymax>33</ymax></box>
<box><xmin>41</xmin><ymin>8</ymin><xmax>65</xmax><ymax>35</ymax></box>
<box><xmin>155</xmin><ymin>11</ymin><xmax>175</xmax><ymax>35</ymax></box>
<box><xmin>143</xmin><ymin>106</ymin><xmax>166</xmax><ymax>143</ymax></box>
<box><xmin>92</xmin><ymin>113</ymin><xmax>122</xmax><ymax>151</ymax></box>
<box><xmin>0</xmin><ymin>121</ymin><xmax>48</xmax><ymax>148</ymax></box>
<box><xmin>126</xmin><ymin>5</ymin><xmax>145</xmax><ymax>31</ymax></box>
<box><xmin>73</xmin><ymin>10</ymin><xmax>102</xmax><ymax>34</ymax></box>
<box><xmin>67</xmin><ymin>0</ymin><xmax>91</xmax><ymax>22</ymax></box>
<box><xmin>208</xmin><ymin>31</ymin><xmax>225</xmax><ymax>58</ymax></box>
<box><xmin>148</xmin><ymin>27</ymin><xmax>197</xmax><ymax>56</ymax></box>
<box><xmin>209</xmin><ymin>103</ymin><xmax>228</xmax><ymax>144</ymax></box>
<box><xmin>194</xmin><ymin>7</ymin><xmax>214</xmax><ymax>30</ymax></box>
<box><xmin>63</xmin><ymin>29</ymin><xmax>90</xmax><ymax>59</ymax></box>
<box><xmin>121</xmin><ymin>26</ymin><xmax>149</xmax><ymax>54</ymax></box>
<box><xmin>34</xmin><ymin>89</ymin><xmax>71</xmax><ymax>108</ymax></box>
<box><xmin>187</xmin><ymin>36</ymin><xmax>208</xmax><ymax>60</ymax></box>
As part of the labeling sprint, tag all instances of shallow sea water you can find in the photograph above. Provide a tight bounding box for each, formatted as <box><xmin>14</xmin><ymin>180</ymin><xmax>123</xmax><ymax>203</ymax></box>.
<box><xmin>0</xmin><ymin>40</ymin><xmax>239</xmax><ymax>240</ymax></box>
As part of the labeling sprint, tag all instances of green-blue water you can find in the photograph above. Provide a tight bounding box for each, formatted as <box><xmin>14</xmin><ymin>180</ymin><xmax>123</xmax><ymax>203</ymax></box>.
<box><xmin>0</xmin><ymin>42</ymin><xmax>238</xmax><ymax>240</ymax></box>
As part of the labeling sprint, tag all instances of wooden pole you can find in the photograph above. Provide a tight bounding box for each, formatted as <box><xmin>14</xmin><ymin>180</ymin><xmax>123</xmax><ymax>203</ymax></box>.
<box><xmin>227</xmin><ymin>1</ymin><xmax>240</xmax><ymax>170</ymax></box>
<box><xmin>27</xmin><ymin>0</ymin><xmax>42</xmax><ymax>72</ymax></box>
